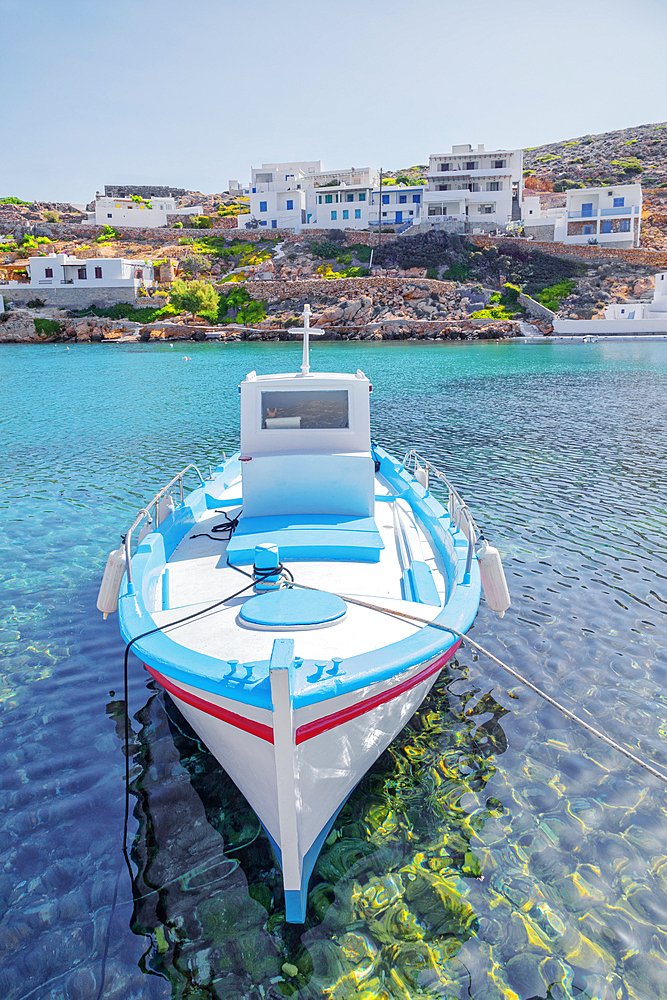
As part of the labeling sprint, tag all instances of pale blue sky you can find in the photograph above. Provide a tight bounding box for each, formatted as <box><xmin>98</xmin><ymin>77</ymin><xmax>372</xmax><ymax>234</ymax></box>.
<box><xmin>3</xmin><ymin>0</ymin><xmax>667</xmax><ymax>203</ymax></box>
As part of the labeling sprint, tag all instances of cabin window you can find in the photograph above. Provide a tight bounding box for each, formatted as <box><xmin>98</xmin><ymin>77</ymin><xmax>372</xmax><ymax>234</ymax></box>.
<box><xmin>77</xmin><ymin>267</ymin><xmax>87</xmax><ymax>280</ymax></box>
<box><xmin>261</xmin><ymin>390</ymin><xmax>349</xmax><ymax>429</ymax></box>
<box><xmin>45</xmin><ymin>268</ymin><xmax>53</xmax><ymax>277</ymax></box>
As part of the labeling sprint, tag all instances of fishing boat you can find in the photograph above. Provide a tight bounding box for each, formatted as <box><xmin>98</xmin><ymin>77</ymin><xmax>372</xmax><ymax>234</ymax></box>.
<box><xmin>98</xmin><ymin>306</ymin><xmax>510</xmax><ymax>923</ymax></box>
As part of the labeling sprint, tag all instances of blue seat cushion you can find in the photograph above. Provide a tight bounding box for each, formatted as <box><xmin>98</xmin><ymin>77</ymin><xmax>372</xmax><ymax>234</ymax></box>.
<box><xmin>227</xmin><ymin>514</ymin><xmax>385</xmax><ymax>564</ymax></box>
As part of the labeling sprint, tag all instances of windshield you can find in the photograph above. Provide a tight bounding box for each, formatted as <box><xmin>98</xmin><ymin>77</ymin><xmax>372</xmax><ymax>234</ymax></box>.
<box><xmin>261</xmin><ymin>390</ymin><xmax>349</xmax><ymax>429</ymax></box>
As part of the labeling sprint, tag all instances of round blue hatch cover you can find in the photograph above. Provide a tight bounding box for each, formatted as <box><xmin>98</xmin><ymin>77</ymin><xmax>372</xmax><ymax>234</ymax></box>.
<box><xmin>239</xmin><ymin>588</ymin><xmax>347</xmax><ymax>628</ymax></box>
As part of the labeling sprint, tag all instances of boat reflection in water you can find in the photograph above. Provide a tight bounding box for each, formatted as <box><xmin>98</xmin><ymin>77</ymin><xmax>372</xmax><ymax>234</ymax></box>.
<box><xmin>110</xmin><ymin>661</ymin><xmax>510</xmax><ymax>999</ymax></box>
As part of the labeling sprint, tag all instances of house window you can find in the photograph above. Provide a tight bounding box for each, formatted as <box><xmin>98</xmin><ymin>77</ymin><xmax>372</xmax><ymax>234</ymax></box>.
<box><xmin>487</xmin><ymin>182</ymin><xmax>500</xmax><ymax>191</ymax></box>
<box><xmin>466</xmin><ymin>161</ymin><xmax>476</xmax><ymax>170</ymax></box>
<box><xmin>77</xmin><ymin>267</ymin><xmax>87</xmax><ymax>280</ymax></box>
<box><xmin>469</xmin><ymin>183</ymin><xmax>480</xmax><ymax>192</ymax></box>
<box><xmin>272</xmin><ymin>220</ymin><xmax>277</xmax><ymax>228</ymax></box>
<box><xmin>620</xmin><ymin>218</ymin><xmax>631</xmax><ymax>232</ymax></box>
<box><xmin>413</xmin><ymin>194</ymin><xmax>421</xmax><ymax>203</ymax></box>
<box><xmin>479</xmin><ymin>205</ymin><xmax>493</xmax><ymax>214</ymax></box>
<box><xmin>325</xmin><ymin>194</ymin><xmax>333</xmax><ymax>204</ymax></box>
<box><xmin>286</xmin><ymin>199</ymin><xmax>293</xmax><ymax>210</ymax></box>
<box><xmin>45</xmin><ymin>268</ymin><xmax>53</xmax><ymax>277</ymax></box>
<box><xmin>437</xmin><ymin>185</ymin><xmax>449</xmax><ymax>191</ymax></box>
<box><xmin>259</xmin><ymin>201</ymin><xmax>267</xmax><ymax>212</ymax></box>
<box><xmin>382</xmin><ymin>194</ymin><xmax>389</xmax><ymax>204</ymax></box>
<box><xmin>358</xmin><ymin>193</ymin><xmax>366</xmax><ymax>201</ymax></box>
<box><xmin>439</xmin><ymin>163</ymin><xmax>449</xmax><ymax>171</ymax></box>
<box><xmin>399</xmin><ymin>194</ymin><xmax>407</xmax><ymax>203</ymax></box>
<box><xmin>318</xmin><ymin>195</ymin><xmax>322</xmax><ymax>204</ymax></box>
<box><xmin>95</xmin><ymin>267</ymin><xmax>102</xmax><ymax>278</ymax></box>
<box><xmin>613</xmin><ymin>197</ymin><xmax>625</xmax><ymax>208</ymax></box>
<box><xmin>583</xmin><ymin>224</ymin><xmax>594</xmax><ymax>234</ymax></box>
<box><xmin>601</xmin><ymin>221</ymin><xmax>612</xmax><ymax>234</ymax></box>
<box><xmin>355</xmin><ymin>209</ymin><xmax>361</xmax><ymax>218</ymax></box>
<box><xmin>494</xmin><ymin>159</ymin><xmax>505</xmax><ymax>169</ymax></box>
<box><xmin>343</xmin><ymin>210</ymin><xmax>349</xmax><ymax>219</ymax></box>
<box><xmin>107</xmin><ymin>213</ymin><xmax>112</xmax><ymax>218</ymax></box>
<box><xmin>382</xmin><ymin>212</ymin><xmax>387</xmax><ymax>216</ymax></box>
<box><xmin>347</xmin><ymin>193</ymin><xmax>354</xmax><ymax>202</ymax></box>
<box><xmin>581</xmin><ymin>203</ymin><xmax>593</xmax><ymax>217</ymax></box>
<box><xmin>331</xmin><ymin>210</ymin><xmax>337</xmax><ymax>220</ymax></box>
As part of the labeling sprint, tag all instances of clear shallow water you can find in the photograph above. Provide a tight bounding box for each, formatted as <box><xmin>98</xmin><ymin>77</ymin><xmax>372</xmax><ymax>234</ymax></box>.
<box><xmin>1</xmin><ymin>339</ymin><xmax>667</xmax><ymax>1000</ymax></box>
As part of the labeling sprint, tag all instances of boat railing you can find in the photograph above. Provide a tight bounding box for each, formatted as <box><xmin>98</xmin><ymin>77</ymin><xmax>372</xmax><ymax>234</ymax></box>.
<box><xmin>124</xmin><ymin>463</ymin><xmax>206</xmax><ymax>586</ymax></box>
<box><xmin>401</xmin><ymin>449</ymin><xmax>480</xmax><ymax>583</ymax></box>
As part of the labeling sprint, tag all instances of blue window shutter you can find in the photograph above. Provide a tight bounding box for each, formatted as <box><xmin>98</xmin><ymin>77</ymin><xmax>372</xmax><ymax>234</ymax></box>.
<box><xmin>613</xmin><ymin>197</ymin><xmax>624</xmax><ymax>207</ymax></box>
<box><xmin>259</xmin><ymin>201</ymin><xmax>267</xmax><ymax>212</ymax></box>
<box><xmin>382</xmin><ymin>194</ymin><xmax>389</xmax><ymax>204</ymax></box>
<box><xmin>331</xmin><ymin>210</ymin><xmax>337</xmax><ymax>220</ymax></box>
<box><xmin>399</xmin><ymin>195</ymin><xmax>407</xmax><ymax>203</ymax></box>
<box><xmin>413</xmin><ymin>194</ymin><xmax>420</xmax><ymax>203</ymax></box>
<box><xmin>582</xmin><ymin>203</ymin><xmax>593</xmax><ymax>217</ymax></box>
<box><xmin>355</xmin><ymin>209</ymin><xmax>361</xmax><ymax>218</ymax></box>
<box><xmin>343</xmin><ymin>210</ymin><xmax>349</xmax><ymax>219</ymax></box>
<box><xmin>286</xmin><ymin>199</ymin><xmax>293</xmax><ymax>210</ymax></box>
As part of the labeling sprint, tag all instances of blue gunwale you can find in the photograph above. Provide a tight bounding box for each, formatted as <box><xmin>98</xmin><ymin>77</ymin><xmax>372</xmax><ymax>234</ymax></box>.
<box><xmin>118</xmin><ymin>446</ymin><xmax>481</xmax><ymax>712</ymax></box>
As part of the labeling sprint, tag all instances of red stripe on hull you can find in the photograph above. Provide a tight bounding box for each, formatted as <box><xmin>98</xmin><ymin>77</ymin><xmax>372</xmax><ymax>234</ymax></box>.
<box><xmin>146</xmin><ymin>666</ymin><xmax>275</xmax><ymax>744</ymax></box>
<box><xmin>295</xmin><ymin>639</ymin><xmax>461</xmax><ymax>745</ymax></box>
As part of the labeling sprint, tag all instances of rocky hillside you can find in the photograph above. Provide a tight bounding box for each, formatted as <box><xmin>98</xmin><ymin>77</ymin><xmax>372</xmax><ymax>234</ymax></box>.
<box><xmin>523</xmin><ymin>121</ymin><xmax>667</xmax><ymax>190</ymax></box>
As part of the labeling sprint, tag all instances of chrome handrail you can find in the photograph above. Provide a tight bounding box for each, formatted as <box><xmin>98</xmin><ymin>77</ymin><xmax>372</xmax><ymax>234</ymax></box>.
<box><xmin>401</xmin><ymin>449</ymin><xmax>480</xmax><ymax>584</ymax></box>
<box><xmin>124</xmin><ymin>463</ymin><xmax>206</xmax><ymax>587</ymax></box>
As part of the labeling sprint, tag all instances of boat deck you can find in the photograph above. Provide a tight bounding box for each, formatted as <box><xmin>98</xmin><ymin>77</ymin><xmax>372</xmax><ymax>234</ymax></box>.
<box><xmin>150</xmin><ymin>474</ymin><xmax>449</xmax><ymax>668</ymax></box>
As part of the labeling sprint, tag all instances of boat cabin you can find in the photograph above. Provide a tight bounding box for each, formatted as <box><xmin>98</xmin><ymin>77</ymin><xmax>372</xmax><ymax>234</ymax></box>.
<box><xmin>227</xmin><ymin>369</ymin><xmax>382</xmax><ymax>565</ymax></box>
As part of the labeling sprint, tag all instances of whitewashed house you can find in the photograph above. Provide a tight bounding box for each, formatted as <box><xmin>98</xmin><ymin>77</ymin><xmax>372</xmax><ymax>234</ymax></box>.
<box><xmin>248</xmin><ymin>161</ymin><xmax>379</xmax><ymax>230</ymax></box>
<box><xmin>423</xmin><ymin>144</ymin><xmax>523</xmax><ymax>232</ymax></box>
<box><xmin>553</xmin><ymin>271</ymin><xmax>667</xmax><ymax>335</ymax></box>
<box><xmin>1</xmin><ymin>253</ymin><xmax>157</xmax><ymax>289</ymax></box>
<box><xmin>90</xmin><ymin>196</ymin><xmax>202</xmax><ymax>229</ymax></box>
<box><xmin>368</xmin><ymin>184</ymin><xmax>427</xmax><ymax>229</ymax></box>
<box><xmin>523</xmin><ymin>183</ymin><xmax>642</xmax><ymax>248</ymax></box>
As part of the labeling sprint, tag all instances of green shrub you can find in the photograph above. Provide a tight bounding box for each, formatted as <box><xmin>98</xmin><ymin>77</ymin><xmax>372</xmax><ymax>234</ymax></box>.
<box><xmin>310</xmin><ymin>240</ymin><xmax>343</xmax><ymax>259</ymax></box>
<box><xmin>173</xmin><ymin>222</ymin><xmax>183</xmax><ymax>229</ymax></box>
<box><xmin>194</xmin><ymin>216</ymin><xmax>213</xmax><ymax>229</ymax></box>
<box><xmin>0</xmin><ymin>196</ymin><xmax>31</xmax><ymax>205</ymax></box>
<box><xmin>443</xmin><ymin>262</ymin><xmax>470</xmax><ymax>281</ymax></box>
<box><xmin>553</xmin><ymin>180</ymin><xmax>586</xmax><ymax>192</ymax></box>
<box><xmin>34</xmin><ymin>318</ymin><xmax>60</xmax><ymax>337</ymax></box>
<box><xmin>502</xmin><ymin>282</ymin><xmax>522</xmax><ymax>304</ymax></box>
<box><xmin>352</xmin><ymin>244</ymin><xmax>372</xmax><ymax>263</ymax></box>
<box><xmin>44</xmin><ymin>210</ymin><xmax>59</xmax><ymax>223</ymax></box>
<box><xmin>536</xmin><ymin>278</ymin><xmax>576</xmax><ymax>312</ymax></box>
<box><xmin>169</xmin><ymin>278</ymin><xmax>219</xmax><ymax>319</ymax></box>
<box><xmin>426</xmin><ymin>268</ymin><xmax>438</xmax><ymax>279</ymax></box>
<box><xmin>68</xmin><ymin>302</ymin><xmax>179</xmax><ymax>323</ymax></box>
<box><xmin>610</xmin><ymin>157</ymin><xmax>643</xmax><ymax>174</ymax></box>
<box><xmin>27</xmin><ymin>298</ymin><xmax>46</xmax><ymax>308</ymax></box>
<box><xmin>96</xmin><ymin>224</ymin><xmax>120</xmax><ymax>243</ymax></box>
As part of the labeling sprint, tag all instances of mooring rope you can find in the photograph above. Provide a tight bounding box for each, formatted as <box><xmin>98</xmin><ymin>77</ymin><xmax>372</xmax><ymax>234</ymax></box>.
<box><xmin>289</xmin><ymin>582</ymin><xmax>667</xmax><ymax>787</ymax></box>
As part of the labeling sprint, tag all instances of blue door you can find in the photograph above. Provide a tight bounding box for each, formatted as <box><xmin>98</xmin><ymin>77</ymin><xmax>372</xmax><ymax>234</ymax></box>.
<box><xmin>271</xmin><ymin>220</ymin><xmax>277</xmax><ymax>228</ymax></box>
<box><xmin>396</xmin><ymin>211</ymin><xmax>403</xmax><ymax>223</ymax></box>
<box><xmin>581</xmin><ymin>203</ymin><xmax>593</xmax><ymax>217</ymax></box>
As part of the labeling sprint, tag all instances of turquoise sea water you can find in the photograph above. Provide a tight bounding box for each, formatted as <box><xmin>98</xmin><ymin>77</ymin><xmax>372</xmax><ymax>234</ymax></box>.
<box><xmin>1</xmin><ymin>339</ymin><xmax>667</xmax><ymax>1000</ymax></box>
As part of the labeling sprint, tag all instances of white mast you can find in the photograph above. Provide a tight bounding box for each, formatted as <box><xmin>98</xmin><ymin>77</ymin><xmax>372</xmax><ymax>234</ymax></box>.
<box><xmin>301</xmin><ymin>303</ymin><xmax>311</xmax><ymax>376</ymax></box>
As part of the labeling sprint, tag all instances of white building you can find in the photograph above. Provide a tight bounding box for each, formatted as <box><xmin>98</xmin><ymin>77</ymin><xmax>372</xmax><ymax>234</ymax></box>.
<box><xmin>90</xmin><ymin>196</ymin><xmax>202</xmax><ymax>228</ymax></box>
<box><xmin>368</xmin><ymin>184</ymin><xmax>427</xmax><ymax>229</ymax></box>
<box><xmin>1</xmin><ymin>253</ymin><xmax>157</xmax><ymax>289</ymax></box>
<box><xmin>553</xmin><ymin>272</ymin><xmax>667</xmax><ymax>335</ymax></box>
<box><xmin>248</xmin><ymin>161</ymin><xmax>379</xmax><ymax>230</ymax></box>
<box><xmin>523</xmin><ymin>183</ymin><xmax>642</xmax><ymax>248</ymax></box>
<box><xmin>423</xmin><ymin>144</ymin><xmax>523</xmax><ymax>232</ymax></box>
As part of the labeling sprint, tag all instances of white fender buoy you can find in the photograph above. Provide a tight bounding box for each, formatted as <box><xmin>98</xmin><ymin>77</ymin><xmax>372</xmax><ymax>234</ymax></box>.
<box><xmin>415</xmin><ymin>461</ymin><xmax>429</xmax><ymax>491</ymax></box>
<box><xmin>477</xmin><ymin>539</ymin><xmax>511</xmax><ymax>617</ymax></box>
<box><xmin>158</xmin><ymin>494</ymin><xmax>175</xmax><ymax>523</ymax></box>
<box><xmin>97</xmin><ymin>545</ymin><xmax>127</xmax><ymax>619</ymax></box>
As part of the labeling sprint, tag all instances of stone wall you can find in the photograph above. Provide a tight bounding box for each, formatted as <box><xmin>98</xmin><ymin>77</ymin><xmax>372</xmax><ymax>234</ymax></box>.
<box><xmin>0</xmin><ymin>286</ymin><xmax>169</xmax><ymax>308</ymax></box>
<box><xmin>518</xmin><ymin>293</ymin><xmax>555</xmax><ymax>322</ymax></box>
<box><xmin>236</xmin><ymin>275</ymin><xmax>455</xmax><ymax>303</ymax></box>
<box><xmin>524</xmin><ymin>224</ymin><xmax>555</xmax><ymax>242</ymax></box>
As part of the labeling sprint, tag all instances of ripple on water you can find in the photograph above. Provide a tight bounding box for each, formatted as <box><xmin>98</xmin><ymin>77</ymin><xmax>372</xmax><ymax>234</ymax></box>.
<box><xmin>1</xmin><ymin>340</ymin><xmax>667</xmax><ymax>998</ymax></box>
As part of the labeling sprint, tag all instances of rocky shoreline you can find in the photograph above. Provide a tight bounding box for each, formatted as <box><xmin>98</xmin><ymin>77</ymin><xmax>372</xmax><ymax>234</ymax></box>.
<box><xmin>0</xmin><ymin>309</ymin><xmax>524</xmax><ymax>344</ymax></box>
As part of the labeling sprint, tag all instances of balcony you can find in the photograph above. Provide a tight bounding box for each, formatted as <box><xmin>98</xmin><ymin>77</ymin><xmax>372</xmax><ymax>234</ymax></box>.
<box><xmin>569</xmin><ymin>205</ymin><xmax>639</xmax><ymax>219</ymax></box>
